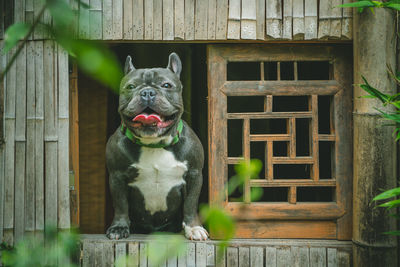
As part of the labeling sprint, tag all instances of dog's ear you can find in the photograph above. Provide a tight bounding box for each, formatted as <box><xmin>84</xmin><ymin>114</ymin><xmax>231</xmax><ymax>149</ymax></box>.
<box><xmin>125</xmin><ymin>55</ymin><xmax>135</xmax><ymax>74</ymax></box>
<box><xmin>167</xmin><ymin>52</ymin><xmax>182</xmax><ymax>78</ymax></box>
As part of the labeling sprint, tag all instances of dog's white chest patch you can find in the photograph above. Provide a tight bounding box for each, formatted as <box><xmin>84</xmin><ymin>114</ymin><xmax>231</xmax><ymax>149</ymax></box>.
<box><xmin>129</xmin><ymin>148</ymin><xmax>187</xmax><ymax>215</ymax></box>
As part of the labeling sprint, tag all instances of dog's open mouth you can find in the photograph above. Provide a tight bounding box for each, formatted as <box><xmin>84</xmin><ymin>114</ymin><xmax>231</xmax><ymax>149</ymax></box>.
<box><xmin>129</xmin><ymin>107</ymin><xmax>176</xmax><ymax>128</ymax></box>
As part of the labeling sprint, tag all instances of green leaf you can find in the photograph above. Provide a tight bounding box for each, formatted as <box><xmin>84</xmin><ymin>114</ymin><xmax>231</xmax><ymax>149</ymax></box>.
<box><xmin>383</xmin><ymin>230</ymin><xmax>400</xmax><ymax>236</ymax></box>
<box><xmin>145</xmin><ymin>234</ymin><xmax>186</xmax><ymax>266</ymax></box>
<box><xmin>378</xmin><ymin>199</ymin><xmax>400</xmax><ymax>209</ymax></box>
<box><xmin>360</xmin><ymin>76</ymin><xmax>389</xmax><ymax>103</ymax></box>
<box><xmin>387</xmin><ymin>3</ymin><xmax>400</xmax><ymax>10</ymax></box>
<box><xmin>250</xmin><ymin>187</ymin><xmax>263</xmax><ymax>202</ymax></box>
<box><xmin>57</xmin><ymin>38</ymin><xmax>123</xmax><ymax>91</ymax></box>
<box><xmin>3</xmin><ymin>23</ymin><xmax>31</xmax><ymax>54</ymax></box>
<box><xmin>373</xmin><ymin>187</ymin><xmax>400</xmax><ymax>201</ymax></box>
<box><xmin>234</xmin><ymin>159</ymin><xmax>262</xmax><ymax>180</ymax></box>
<box><xmin>200</xmin><ymin>206</ymin><xmax>235</xmax><ymax>241</ymax></box>
<box><xmin>337</xmin><ymin>1</ymin><xmax>375</xmax><ymax>8</ymax></box>
<box><xmin>47</xmin><ymin>0</ymin><xmax>75</xmax><ymax>28</ymax></box>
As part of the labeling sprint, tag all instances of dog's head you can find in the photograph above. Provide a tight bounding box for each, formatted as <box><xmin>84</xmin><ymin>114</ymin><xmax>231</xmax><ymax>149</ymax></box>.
<box><xmin>118</xmin><ymin>53</ymin><xmax>183</xmax><ymax>143</ymax></box>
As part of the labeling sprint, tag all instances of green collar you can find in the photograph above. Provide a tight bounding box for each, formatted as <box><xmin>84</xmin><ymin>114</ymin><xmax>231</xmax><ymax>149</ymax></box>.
<box><xmin>121</xmin><ymin>120</ymin><xmax>183</xmax><ymax>148</ymax></box>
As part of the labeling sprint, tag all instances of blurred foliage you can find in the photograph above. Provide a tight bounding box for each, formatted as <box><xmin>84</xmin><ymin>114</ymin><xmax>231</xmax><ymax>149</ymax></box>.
<box><xmin>115</xmin><ymin>233</ymin><xmax>187</xmax><ymax>267</ymax></box>
<box><xmin>0</xmin><ymin>225</ymin><xmax>79</xmax><ymax>267</ymax></box>
<box><xmin>2</xmin><ymin>0</ymin><xmax>123</xmax><ymax>91</ymax></box>
<box><xmin>337</xmin><ymin>0</ymin><xmax>400</xmax><ymax>13</ymax></box>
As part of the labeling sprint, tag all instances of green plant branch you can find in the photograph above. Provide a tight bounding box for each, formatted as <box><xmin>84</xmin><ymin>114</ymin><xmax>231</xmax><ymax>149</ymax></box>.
<box><xmin>0</xmin><ymin>4</ymin><xmax>47</xmax><ymax>81</ymax></box>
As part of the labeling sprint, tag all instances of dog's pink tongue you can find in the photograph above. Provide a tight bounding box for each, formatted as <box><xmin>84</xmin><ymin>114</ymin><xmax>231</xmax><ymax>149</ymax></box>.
<box><xmin>132</xmin><ymin>114</ymin><xmax>162</xmax><ymax>125</ymax></box>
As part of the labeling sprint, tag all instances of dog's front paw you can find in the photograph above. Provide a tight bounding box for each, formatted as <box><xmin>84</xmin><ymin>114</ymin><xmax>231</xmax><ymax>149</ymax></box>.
<box><xmin>106</xmin><ymin>224</ymin><xmax>130</xmax><ymax>240</ymax></box>
<box><xmin>183</xmin><ymin>223</ymin><xmax>209</xmax><ymax>241</ymax></box>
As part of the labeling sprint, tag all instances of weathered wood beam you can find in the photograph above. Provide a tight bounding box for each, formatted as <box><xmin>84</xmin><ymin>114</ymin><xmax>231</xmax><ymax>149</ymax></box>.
<box><xmin>353</xmin><ymin>7</ymin><xmax>398</xmax><ymax>267</ymax></box>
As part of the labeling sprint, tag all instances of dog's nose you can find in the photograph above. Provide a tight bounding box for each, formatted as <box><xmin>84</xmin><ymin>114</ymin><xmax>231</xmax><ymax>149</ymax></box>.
<box><xmin>140</xmin><ymin>89</ymin><xmax>156</xmax><ymax>102</ymax></box>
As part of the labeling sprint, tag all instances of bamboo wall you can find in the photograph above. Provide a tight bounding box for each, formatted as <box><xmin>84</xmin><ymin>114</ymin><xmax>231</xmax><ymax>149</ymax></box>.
<box><xmin>0</xmin><ymin>0</ymin><xmax>354</xmax><ymax>246</ymax></box>
<box><xmin>0</xmin><ymin>40</ymin><xmax>70</xmax><ymax>245</ymax></box>
<box><xmin>0</xmin><ymin>0</ymin><xmax>353</xmax><ymax>42</ymax></box>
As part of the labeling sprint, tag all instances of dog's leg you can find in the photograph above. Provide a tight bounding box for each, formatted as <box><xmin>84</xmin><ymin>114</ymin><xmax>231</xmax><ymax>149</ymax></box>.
<box><xmin>106</xmin><ymin>174</ymin><xmax>130</xmax><ymax>240</ymax></box>
<box><xmin>182</xmin><ymin>169</ymin><xmax>209</xmax><ymax>240</ymax></box>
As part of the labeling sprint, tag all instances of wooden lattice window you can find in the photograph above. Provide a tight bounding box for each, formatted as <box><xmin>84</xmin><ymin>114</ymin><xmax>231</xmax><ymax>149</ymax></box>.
<box><xmin>208</xmin><ymin>45</ymin><xmax>352</xmax><ymax>239</ymax></box>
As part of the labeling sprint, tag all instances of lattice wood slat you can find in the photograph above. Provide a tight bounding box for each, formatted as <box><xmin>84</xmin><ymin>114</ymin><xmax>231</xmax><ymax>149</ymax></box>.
<box><xmin>208</xmin><ymin>44</ymin><xmax>352</xmax><ymax>239</ymax></box>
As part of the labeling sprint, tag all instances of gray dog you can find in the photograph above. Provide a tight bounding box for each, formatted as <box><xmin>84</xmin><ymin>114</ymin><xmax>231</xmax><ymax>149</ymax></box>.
<box><xmin>106</xmin><ymin>52</ymin><xmax>208</xmax><ymax>240</ymax></box>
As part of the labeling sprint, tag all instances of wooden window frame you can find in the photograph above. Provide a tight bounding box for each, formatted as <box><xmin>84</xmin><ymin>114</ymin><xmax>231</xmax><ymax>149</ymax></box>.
<box><xmin>207</xmin><ymin>44</ymin><xmax>352</xmax><ymax>240</ymax></box>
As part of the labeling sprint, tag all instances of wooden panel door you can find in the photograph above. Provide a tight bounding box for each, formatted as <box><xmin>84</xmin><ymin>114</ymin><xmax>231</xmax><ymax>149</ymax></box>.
<box><xmin>207</xmin><ymin>44</ymin><xmax>352</xmax><ymax>239</ymax></box>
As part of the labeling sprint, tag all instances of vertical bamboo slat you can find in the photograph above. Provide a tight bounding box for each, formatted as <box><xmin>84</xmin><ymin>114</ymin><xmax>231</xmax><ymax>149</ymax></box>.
<box><xmin>25</xmin><ymin>0</ymin><xmax>34</xmax><ymax>40</ymax></box>
<box><xmin>0</xmin><ymin>2</ymin><xmax>4</xmax><ymax>39</ymax></box>
<box><xmin>282</xmin><ymin>0</ymin><xmax>292</xmax><ymax>40</ymax></box>
<box><xmin>14</xmin><ymin>45</ymin><xmax>27</xmax><ymax>242</ymax></box>
<box><xmin>163</xmin><ymin>0</ymin><xmax>174</xmax><ymax>40</ymax></box>
<box><xmin>14</xmin><ymin>0</ymin><xmax>25</xmax><ymax>23</ymax></box>
<box><xmin>185</xmin><ymin>0</ymin><xmax>195</xmax><ymax>40</ymax></box>
<box><xmin>255</xmin><ymin>0</ymin><xmax>265</xmax><ymax>40</ymax></box>
<box><xmin>318</xmin><ymin>0</ymin><xmax>330</xmax><ymax>39</ymax></box>
<box><xmin>266</xmin><ymin>0</ymin><xmax>282</xmax><ymax>39</ymax></box>
<box><xmin>123</xmin><ymin>0</ymin><xmax>133</xmax><ymax>39</ymax></box>
<box><xmin>206</xmin><ymin>244</ymin><xmax>215</xmax><ymax>266</ymax></box>
<box><xmin>304</xmin><ymin>0</ymin><xmax>317</xmax><ymax>40</ymax></box>
<box><xmin>112</xmin><ymin>0</ymin><xmax>123</xmax><ymax>39</ymax></box>
<box><xmin>196</xmin><ymin>243</ymin><xmax>207</xmax><ymax>267</ymax></box>
<box><xmin>153</xmin><ymin>0</ymin><xmax>163</xmax><ymax>40</ymax></box>
<box><xmin>330</xmin><ymin>0</ymin><xmax>343</xmax><ymax>39</ymax></box>
<box><xmin>207</xmin><ymin>0</ymin><xmax>217</xmax><ymax>39</ymax></box>
<box><xmin>0</xmin><ymin>41</ymin><xmax>5</xmax><ymax>243</ymax></box>
<box><xmin>215</xmin><ymin>0</ymin><xmax>228</xmax><ymax>40</ymax></box>
<box><xmin>250</xmin><ymin>247</ymin><xmax>263</xmax><ymax>266</ymax></box>
<box><xmin>25</xmin><ymin>41</ymin><xmax>36</xmax><ymax>235</ymax></box>
<box><xmin>241</xmin><ymin>0</ymin><xmax>256</xmax><ymax>40</ymax></box>
<box><xmin>89</xmin><ymin>0</ymin><xmax>102</xmax><ymax>39</ymax></box>
<box><xmin>227</xmin><ymin>0</ymin><xmax>240</xmax><ymax>39</ymax></box>
<box><xmin>102</xmin><ymin>0</ymin><xmax>113</xmax><ymax>40</ymax></box>
<box><xmin>238</xmin><ymin>247</ymin><xmax>250</xmax><ymax>267</ymax></box>
<box><xmin>194</xmin><ymin>0</ymin><xmax>208</xmax><ymax>40</ymax></box>
<box><xmin>341</xmin><ymin>0</ymin><xmax>352</xmax><ymax>39</ymax></box>
<box><xmin>144</xmin><ymin>0</ymin><xmax>154</xmax><ymax>40</ymax></box>
<box><xmin>58</xmin><ymin>46</ymin><xmax>70</xmax><ymax>229</ymax></box>
<box><xmin>37</xmin><ymin>0</ymin><xmax>47</xmax><ymax>38</ymax></box>
<box><xmin>44</xmin><ymin>41</ymin><xmax>58</xmax><ymax>226</ymax></box>
<box><xmin>89</xmin><ymin>8</ymin><xmax>103</xmax><ymax>40</ymax></box>
<box><xmin>227</xmin><ymin>247</ymin><xmax>238</xmax><ymax>267</ymax></box>
<box><xmin>34</xmin><ymin>41</ymin><xmax>45</xmax><ymax>233</ymax></box>
<box><xmin>0</xmin><ymin>47</ymin><xmax>2</xmax><ymax>245</ymax></box>
<box><xmin>292</xmin><ymin>0</ymin><xmax>304</xmax><ymax>40</ymax></box>
<box><xmin>174</xmin><ymin>0</ymin><xmax>185</xmax><ymax>40</ymax></box>
<box><xmin>79</xmin><ymin>0</ymin><xmax>90</xmax><ymax>39</ymax></box>
<box><xmin>132</xmin><ymin>0</ymin><xmax>144</xmax><ymax>40</ymax></box>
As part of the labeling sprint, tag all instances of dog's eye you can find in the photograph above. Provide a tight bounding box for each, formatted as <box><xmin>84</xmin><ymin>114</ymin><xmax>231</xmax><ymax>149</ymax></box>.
<box><xmin>127</xmin><ymin>84</ymin><xmax>135</xmax><ymax>90</ymax></box>
<box><xmin>161</xmin><ymin>83</ymin><xmax>172</xmax><ymax>89</ymax></box>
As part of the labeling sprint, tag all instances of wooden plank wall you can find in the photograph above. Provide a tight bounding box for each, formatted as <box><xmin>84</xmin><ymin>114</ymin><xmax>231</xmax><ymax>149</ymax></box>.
<box><xmin>0</xmin><ymin>0</ymin><xmax>353</xmax><ymax>41</ymax></box>
<box><xmin>81</xmin><ymin>235</ymin><xmax>353</xmax><ymax>267</ymax></box>
<box><xmin>0</xmin><ymin>0</ymin><xmax>354</xmax><ymax>246</ymax></box>
<box><xmin>0</xmin><ymin>40</ymin><xmax>70</xmax><ymax>246</ymax></box>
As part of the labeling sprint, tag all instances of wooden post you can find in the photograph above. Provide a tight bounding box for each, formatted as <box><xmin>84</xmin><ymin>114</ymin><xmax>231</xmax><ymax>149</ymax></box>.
<box><xmin>353</xmin><ymin>8</ymin><xmax>397</xmax><ymax>267</ymax></box>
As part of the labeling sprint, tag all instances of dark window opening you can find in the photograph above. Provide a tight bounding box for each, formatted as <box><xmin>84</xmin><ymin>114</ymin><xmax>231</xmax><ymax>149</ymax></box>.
<box><xmin>297</xmin><ymin>187</ymin><xmax>334</xmax><ymax>202</ymax></box>
<box><xmin>227</xmin><ymin>96</ymin><xmax>265</xmax><ymax>113</ymax></box>
<box><xmin>298</xmin><ymin>61</ymin><xmax>331</xmax><ymax>80</ymax></box>
<box><xmin>227</xmin><ymin>62</ymin><xmax>260</xmax><ymax>80</ymax></box>
<box><xmin>273</xmin><ymin>96</ymin><xmax>309</xmax><ymax>112</ymax></box>
<box><xmin>250</xmin><ymin>119</ymin><xmax>287</xmax><ymax>134</ymax></box>
<box><xmin>274</xmin><ymin>164</ymin><xmax>311</xmax><ymax>179</ymax></box>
